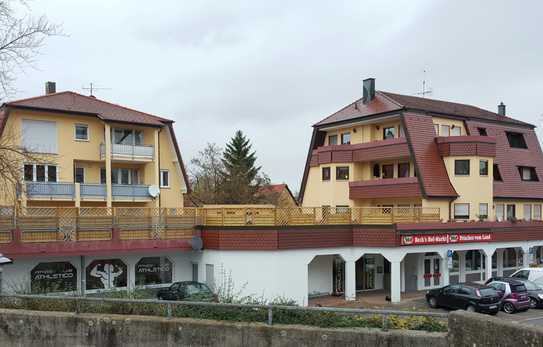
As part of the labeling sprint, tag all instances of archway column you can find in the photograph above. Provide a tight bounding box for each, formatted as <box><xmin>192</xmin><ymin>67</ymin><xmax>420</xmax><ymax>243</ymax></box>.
<box><xmin>381</xmin><ymin>250</ymin><xmax>406</xmax><ymax>304</ymax></box>
<box><xmin>481</xmin><ymin>247</ymin><xmax>497</xmax><ymax>281</ymax></box>
<box><xmin>522</xmin><ymin>246</ymin><xmax>531</xmax><ymax>267</ymax></box>
<box><xmin>344</xmin><ymin>258</ymin><xmax>357</xmax><ymax>301</ymax></box>
<box><xmin>439</xmin><ymin>251</ymin><xmax>450</xmax><ymax>287</ymax></box>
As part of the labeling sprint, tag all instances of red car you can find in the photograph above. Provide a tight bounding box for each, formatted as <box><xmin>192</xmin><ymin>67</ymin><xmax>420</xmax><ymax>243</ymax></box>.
<box><xmin>486</xmin><ymin>278</ymin><xmax>531</xmax><ymax>314</ymax></box>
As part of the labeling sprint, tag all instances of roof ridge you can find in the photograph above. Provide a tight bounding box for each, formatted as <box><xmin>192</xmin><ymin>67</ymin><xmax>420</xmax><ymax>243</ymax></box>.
<box><xmin>5</xmin><ymin>91</ymin><xmax>73</xmax><ymax>105</ymax></box>
<box><xmin>376</xmin><ymin>90</ymin><xmax>404</xmax><ymax>108</ymax></box>
<box><xmin>68</xmin><ymin>91</ymin><xmax>171</xmax><ymax>122</ymax></box>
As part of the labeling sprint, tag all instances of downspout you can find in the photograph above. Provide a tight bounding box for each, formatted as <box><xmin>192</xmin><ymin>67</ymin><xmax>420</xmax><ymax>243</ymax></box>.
<box><xmin>157</xmin><ymin>127</ymin><xmax>162</xmax><ymax>208</ymax></box>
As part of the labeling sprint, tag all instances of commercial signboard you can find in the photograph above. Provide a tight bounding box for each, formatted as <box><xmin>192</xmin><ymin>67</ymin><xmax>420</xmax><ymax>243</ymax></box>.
<box><xmin>31</xmin><ymin>262</ymin><xmax>77</xmax><ymax>293</ymax></box>
<box><xmin>401</xmin><ymin>233</ymin><xmax>492</xmax><ymax>246</ymax></box>
<box><xmin>86</xmin><ymin>259</ymin><xmax>127</xmax><ymax>290</ymax></box>
<box><xmin>135</xmin><ymin>257</ymin><xmax>173</xmax><ymax>286</ymax></box>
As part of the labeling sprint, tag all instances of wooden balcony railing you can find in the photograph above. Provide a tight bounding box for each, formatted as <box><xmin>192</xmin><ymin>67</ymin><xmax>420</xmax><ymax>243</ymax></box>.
<box><xmin>0</xmin><ymin>206</ymin><xmax>441</xmax><ymax>244</ymax></box>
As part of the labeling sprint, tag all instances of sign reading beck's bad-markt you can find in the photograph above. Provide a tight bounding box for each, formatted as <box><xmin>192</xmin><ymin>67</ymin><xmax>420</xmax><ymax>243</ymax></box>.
<box><xmin>401</xmin><ymin>233</ymin><xmax>492</xmax><ymax>246</ymax></box>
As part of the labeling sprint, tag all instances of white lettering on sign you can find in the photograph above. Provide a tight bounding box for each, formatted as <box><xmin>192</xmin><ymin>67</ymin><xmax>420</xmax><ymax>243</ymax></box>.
<box><xmin>401</xmin><ymin>233</ymin><xmax>492</xmax><ymax>246</ymax></box>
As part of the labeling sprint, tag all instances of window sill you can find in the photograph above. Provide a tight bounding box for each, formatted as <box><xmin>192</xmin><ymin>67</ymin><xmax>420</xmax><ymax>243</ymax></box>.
<box><xmin>160</xmin><ymin>186</ymin><xmax>171</xmax><ymax>189</ymax></box>
<box><xmin>74</xmin><ymin>139</ymin><xmax>90</xmax><ymax>142</ymax></box>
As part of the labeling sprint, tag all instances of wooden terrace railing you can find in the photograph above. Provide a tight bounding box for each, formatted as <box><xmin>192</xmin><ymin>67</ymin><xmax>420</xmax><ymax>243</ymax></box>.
<box><xmin>0</xmin><ymin>206</ymin><xmax>441</xmax><ymax>244</ymax></box>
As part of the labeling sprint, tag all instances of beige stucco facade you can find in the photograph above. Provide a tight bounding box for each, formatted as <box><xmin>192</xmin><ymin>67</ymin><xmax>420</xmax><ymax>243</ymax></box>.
<box><xmin>0</xmin><ymin>108</ymin><xmax>187</xmax><ymax>208</ymax></box>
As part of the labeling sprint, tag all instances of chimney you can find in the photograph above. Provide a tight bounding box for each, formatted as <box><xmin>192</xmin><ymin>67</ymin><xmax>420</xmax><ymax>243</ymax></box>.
<box><xmin>498</xmin><ymin>102</ymin><xmax>506</xmax><ymax>116</ymax></box>
<box><xmin>45</xmin><ymin>81</ymin><xmax>56</xmax><ymax>95</ymax></box>
<box><xmin>363</xmin><ymin>78</ymin><xmax>375</xmax><ymax>104</ymax></box>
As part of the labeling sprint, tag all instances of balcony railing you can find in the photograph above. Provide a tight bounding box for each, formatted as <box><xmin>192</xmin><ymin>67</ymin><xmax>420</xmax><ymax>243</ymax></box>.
<box><xmin>25</xmin><ymin>182</ymin><xmax>75</xmax><ymax>199</ymax></box>
<box><xmin>100</xmin><ymin>143</ymin><xmax>154</xmax><ymax>161</ymax></box>
<box><xmin>112</xmin><ymin>185</ymin><xmax>152</xmax><ymax>201</ymax></box>
<box><xmin>80</xmin><ymin>184</ymin><xmax>107</xmax><ymax>200</ymax></box>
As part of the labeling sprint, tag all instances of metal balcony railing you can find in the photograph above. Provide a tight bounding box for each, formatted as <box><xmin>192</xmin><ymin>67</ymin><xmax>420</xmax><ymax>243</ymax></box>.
<box><xmin>80</xmin><ymin>184</ymin><xmax>107</xmax><ymax>199</ymax></box>
<box><xmin>112</xmin><ymin>185</ymin><xmax>152</xmax><ymax>200</ymax></box>
<box><xmin>25</xmin><ymin>182</ymin><xmax>75</xmax><ymax>198</ymax></box>
<box><xmin>100</xmin><ymin>143</ymin><xmax>154</xmax><ymax>160</ymax></box>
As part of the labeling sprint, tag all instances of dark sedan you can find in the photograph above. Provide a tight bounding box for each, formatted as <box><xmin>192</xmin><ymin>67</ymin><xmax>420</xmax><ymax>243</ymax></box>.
<box><xmin>426</xmin><ymin>283</ymin><xmax>501</xmax><ymax>314</ymax></box>
<box><xmin>157</xmin><ymin>281</ymin><xmax>217</xmax><ymax>302</ymax></box>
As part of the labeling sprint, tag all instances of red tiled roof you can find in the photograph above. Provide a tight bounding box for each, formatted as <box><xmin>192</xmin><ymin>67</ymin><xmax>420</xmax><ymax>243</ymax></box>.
<box><xmin>5</xmin><ymin>91</ymin><xmax>169</xmax><ymax>126</ymax></box>
<box><xmin>256</xmin><ymin>184</ymin><xmax>297</xmax><ymax>204</ymax></box>
<box><xmin>401</xmin><ymin>113</ymin><xmax>458</xmax><ymax>198</ymax></box>
<box><xmin>465</xmin><ymin>120</ymin><xmax>543</xmax><ymax>199</ymax></box>
<box><xmin>315</xmin><ymin>91</ymin><xmax>533</xmax><ymax>128</ymax></box>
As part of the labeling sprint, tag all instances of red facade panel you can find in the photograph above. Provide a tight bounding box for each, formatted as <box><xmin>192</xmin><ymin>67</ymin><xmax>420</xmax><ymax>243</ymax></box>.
<box><xmin>349</xmin><ymin>177</ymin><xmax>421</xmax><ymax>199</ymax></box>
<box><xmin>277</xmin><ymin>228</ymin><xmax>353</xmax><ymax>249</ymax></box>
<box><xmin>353</xmin><ymin>227</ymin><xmax>398</xmax><ymax>247</ymax></box>
<box><xmin>435</xmin><ymin>136</ymin><xmax>496</xmax><ymax>157</ymax></box>
<box><xmin>403</xmin><ymin>113</ymin><xmax>457</xmax><ymax>197</ymax></box>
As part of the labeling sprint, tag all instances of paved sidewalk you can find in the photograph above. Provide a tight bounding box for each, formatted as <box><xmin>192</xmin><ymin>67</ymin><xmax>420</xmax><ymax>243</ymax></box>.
<box><xmin>309</xmin><ymin>289</ymin><xmax>430</xmax><ymax>310</ymax></box>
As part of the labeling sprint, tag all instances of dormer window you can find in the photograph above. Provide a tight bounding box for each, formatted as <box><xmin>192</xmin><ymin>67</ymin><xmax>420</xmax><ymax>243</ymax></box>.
<box><xmin>450</xmin><ymin>126</ymin><xmax>461</xmax><ymax>136</ymax></box>
<box><xmin>328</xmin><ymin>135</ymin><xmax>338</xmax><ymax>145</ymax></box>
<box><xmin>506</xmin><ymin>131</ymin><xmax>527</xmax><ymax>149</ymax></box>
<box><xmin>519</xmin><ymin>166</ymin><xmax>538</xmax><ymax>181</ymax></box>
<box><xmin>478</xmin><ymin>128</ymin><xmax>488</xmax><ymax>136</ymax></box>
<box><xmin>493</xmin><ymin>164</ymin><xmax>503</xmax><ymax>181</ymax></box>
<box><xmin>383</xmin><ymin>127</ymin><xmax>396</xmax><ymax>140</ymax></box>
<box><xmin>341</xmin><ymin>132</ymin><xmax>351</xmax><ymax>145</ymax></box>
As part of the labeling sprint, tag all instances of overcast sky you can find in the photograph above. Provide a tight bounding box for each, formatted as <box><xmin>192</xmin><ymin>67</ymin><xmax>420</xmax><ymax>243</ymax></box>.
<box><xmin>11</xmin><ymin>0</ymin><xmax>543</xmax><ymax>193</ymax></box>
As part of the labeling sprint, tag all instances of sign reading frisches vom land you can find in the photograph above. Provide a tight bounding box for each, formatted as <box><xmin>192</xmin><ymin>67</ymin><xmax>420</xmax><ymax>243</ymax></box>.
<box><xmin>401</xmin><ymin>233</ymin><xmax>492</xmax><ymax>246</ymax></box>
<box><xmin>135</xmin><ymin>257</ymin><xmax>173</xmax><ymax>285</ymax></box>
<box><xmin>31</xmin><ymin>262</ymin><xmax>77</xmax><ymax>293</ymax></box>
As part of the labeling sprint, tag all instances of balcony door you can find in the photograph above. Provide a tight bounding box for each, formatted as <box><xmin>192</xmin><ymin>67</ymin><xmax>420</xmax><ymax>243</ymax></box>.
<box><xmin>100</xmin><ymin>168</ymin><xmax>140</xmax><ymax>185</ymax></box>
<box><xmin>112</xmin><ymin>128</ymin><xmax>143</xmax><ymax>146</ymax></box>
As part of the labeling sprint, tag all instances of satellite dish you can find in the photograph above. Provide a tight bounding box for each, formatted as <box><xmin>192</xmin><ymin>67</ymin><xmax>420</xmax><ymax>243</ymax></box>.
<box><xmin>190</xmin><ymin>236</ymin><xmax>203</xmax><ymax>251</ymax></box>
<box><xmin>148</xmin><ymin>185</ymin><xmax>160</xmax><ymax>198</ymax></box>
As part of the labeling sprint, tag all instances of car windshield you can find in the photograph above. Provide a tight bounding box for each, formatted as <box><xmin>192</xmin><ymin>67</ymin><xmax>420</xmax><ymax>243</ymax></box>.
<box><xmin>523</xmin><ymin>280</ymin><xmax>540</xmax><ymax>290</ymax></box>
<box><xmin>479</xmin><ymin>288</ymin><xmax>497</xmax><ymax>296</ymax></box>
<box><xmin>511</xmin><ymin>284</ymin><xmax>527</xmax><ymax>292</ymax></box>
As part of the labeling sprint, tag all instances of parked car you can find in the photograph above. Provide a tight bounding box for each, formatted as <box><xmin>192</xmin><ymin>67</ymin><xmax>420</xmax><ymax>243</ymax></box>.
<box><xmin>426</xmin><ymin>283</ymin><xmax>501</xmax><ymax>315</ymax></box>
<box><xmin>486</xmin><ymin>278</ymin><xmax>531</xmax><ymax>313</ymax></box>
<box><xmin>157</xmin><ymin>281</ymin><xmax>217</xmax><ymax>302</ymax></box>
<box><xmin>510</xmin><ymin>268</ymin><xmax>543</xmax><ymax>282</ymax></box>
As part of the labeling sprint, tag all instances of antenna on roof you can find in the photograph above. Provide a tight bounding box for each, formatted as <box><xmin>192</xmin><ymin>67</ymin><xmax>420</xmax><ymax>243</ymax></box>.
<box><xmin>82</xmin><ymin>83</ymin><xmax>111</xmax><ymax>97</ymax></box>
<box><xmin>414</xmin><ymin>69</ymin><xmax>433</xmax><ymax>98</ymax></box>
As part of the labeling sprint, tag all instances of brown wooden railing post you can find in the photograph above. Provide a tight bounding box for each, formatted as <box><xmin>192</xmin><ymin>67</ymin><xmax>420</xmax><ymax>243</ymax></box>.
<box><xmin>391</xmin><ymin>208</ymin><xmax>395</xmax><ymax>223</ymax></box>
<box><xmin>221</xmin><ymin>208</ymin><xmax>225</xmax><ymax>226</ymax></box>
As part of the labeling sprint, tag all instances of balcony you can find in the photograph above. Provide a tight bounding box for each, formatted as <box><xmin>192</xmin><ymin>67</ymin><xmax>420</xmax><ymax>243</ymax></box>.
<box><xmin>112</xmin><ymin>184</ymin><xmax>152</xmax><ymax>201</ymax></box>
<box><xmin>310</xmin><ymin>138</ymin><xmax>410</xmax><ymax>167</ymax></box>
<box><xmin>25</xmin><ymin>182</ymin><xmax>75</xmax><ymax>200</ymax></box>
<box><xmin>100</xmin><ymin>143</ymin><xmax>154</xmax><ymax>162</ymax></box>
<box><xmin>436</xmin><ymin>136</ymin><xmax>496</xmax><ymax>157</ymax></box>
<box><xmin>80</xmin><ymin>184</ymin><xmax>107</xmax><ymax>201</ymax></box>
<box><xmin>349</xmin><ymin>177</ymin><xmax>421</xmax><ymax>199</ymax></box>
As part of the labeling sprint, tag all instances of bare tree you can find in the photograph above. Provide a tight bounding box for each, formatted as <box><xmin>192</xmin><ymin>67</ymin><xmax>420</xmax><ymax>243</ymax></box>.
<box><xmin>0</xmin><ymin>0</ymin><xmax>61</xmax><ymax>99</ymax></box>
<box><xmin>0</xmin><ymin>124</ymin><xmax>48</xmax><ymax>206</ymax></box>
<box><xmin>189</xmin><ymin>143</ymin><xmax>226</xmax><ymax>204</ymax></box>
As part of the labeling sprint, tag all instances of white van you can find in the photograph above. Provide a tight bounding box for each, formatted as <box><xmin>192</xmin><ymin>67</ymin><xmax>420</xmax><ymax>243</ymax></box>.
<box><xmin>510</xmin><ymin>268</ymin><xmax>543</xmax><ymax>282</ymax></box>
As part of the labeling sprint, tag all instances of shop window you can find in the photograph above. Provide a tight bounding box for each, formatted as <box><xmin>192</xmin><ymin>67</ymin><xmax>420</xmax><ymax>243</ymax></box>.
<box><xmin>398</xmin><ymin>163</ymin><xmax>410</xmax><ymax>178</ymax></box>
<box><xmin>478</xmin><ymin>128</ymin><xmax>488</xmax><ymax>136</ymax></box>
<box><xmin>440</xmin><ymin>125</ymin><xmax>450</xmax><ymax>136</ymax></box>
<box><xmin>382</xmin><ymin>164</ymin><xmax>394</xmax><ymax>179</ymax></box>
<box><xmin>478</xmin><ymin>203</ymin><xmax>488</xmax><ymax>220</ymax></box>
<box><xmin>322</xmin><ymin>167</ymin><xmax>331</xmax><ymax>181</ymax></box>
<box><xmin>519</xmin><ymin>166</ymin><xmax>538</xmax><ymax>181</ymax></box>
<box><xmin>495</xmin><ymin>204</ymin><xmax>504</xmax><ymax>221</ymax></box>
<box><xmin>524</xmin><ymin>204</ymin><xmax>532</xmax><ymax>221</ymax></box>
<box><xmin>383</xmin><ymin>127</ymin><xmax>396</xmax><ymax>140</ymax></box>
<box><xmin>504</xmin><ymin>249</ymin><xmax>518</xmax><ymax>268</ymax></box>
<box><xmin>493</xmin><ymin>164</ymin><xmax>503</xmax><ymax>181</ymax></box>
<box><xmin>341</xmin><ymin>132</ymin><xmax>351</xmax><ymax>145</ymax></box>
<box><xmin>451</xmin><ymin>253</ymin><xmax>459</xmax><ymax>272</ymax></box>
<box><xmin>479</xmin><ymin>160</ymin><xmax>488</xmax><ymax>176</ymax></box>
<box><xmin>454</xmin><ymin>160</ymin><xmax>470</xmax><ymax>176</ymax></box>
<box><xmin>336</xmin><ymin>166</ymin><xmax>349</xmax><ymax>180</ymax></box>
<box><xmin>328</xmin><ymin>135</ymin><xmax>338</xmax><ymax>145</ymax></box>
<box><xmin>506</xmin><ymin>131</ymin><xmax>528</xmax><ymax>149</ymax></box>
<box><xmin>465</xmin><ymin>250</ymin><xmax>482</xmax><ymax>271</ymax></box>
<box><xmin>454</xmin><ymin>203</ymin><xmax>470</xmax><ymax>220</ymax></box>
<box><xmin>451</xmin><ymin>126</ymin><xmax>461</xmax><ymax>136</ymax></box>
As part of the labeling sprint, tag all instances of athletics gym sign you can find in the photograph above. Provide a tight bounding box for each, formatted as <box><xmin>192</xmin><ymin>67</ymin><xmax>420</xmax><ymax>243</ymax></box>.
<box><xmin>401</xmin><ymin>233</ymin><xmax>492</xmax><ymax>246</ymax></box>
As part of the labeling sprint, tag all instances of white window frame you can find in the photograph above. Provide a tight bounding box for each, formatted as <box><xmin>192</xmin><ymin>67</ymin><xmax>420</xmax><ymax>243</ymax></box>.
<box><xmin>160</xmin><ymin>169</ymin><xmax>170</xmax><ymax>188</ymax></box>
<box><xmin>74</xmin><ymin>124</ymin><xmax>89</xmax><ymax>141</ymax></box>
<box><xmin>524</xmin><ymin>204</ymin><xmax>533</xmax><ymax>221</ymax></box>
<box><xmin>23</xmin><ymin>164</ymin><xmax>58</xmax><ymax>183</ymax></box>
<box><xmin>454</xmin><ymin>203</ymin><xmax>470</xmax><ymax>220</ymax></box>
<box><xmin>112</xmin><ymin>128</ymin><xmax>144</xmax><ymax>146</ymax></box>
<box><xmin>433</xmin><ymin>124</ymin><xmax>439</xmax><ymax>136</ymax></box>
<box><xmin>534</xmin><ymin>204</ymin><xmax>542</xmax><ymax>221</ymax></box>
<box><xmin>478</xmin><ymin>203</ymin><xmax>488</xmax><ymax>220</ymax></box>
<box><xmin>495</xmin><ymin>204</ymin><xmax>505</xmax><ymax>222</ymax></box>
<box><xmin>450</xmin><ymin>126</ymin><xmax>461</xmax><ymax>136</ymax></box>
<box><xmin>440</xmin><ymin>125</ymin><xmax>450</xmax><ymax>136</ymax></box>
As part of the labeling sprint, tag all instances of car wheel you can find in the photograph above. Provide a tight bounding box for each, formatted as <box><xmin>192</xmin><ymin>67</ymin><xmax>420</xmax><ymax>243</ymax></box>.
<box><xmin>503</xmin><ymin>302</ymin><xmax>515</xmax><ymax>314</ymax></box>
<box><xmin>427</xmin><ymin>297</ymin><xmax>438</xmax><ymax>308</ymax></box>
<box><xmin>466</xmin><ymin>305</ymin><xmax>476</xmax><ymax>313</ymax></box>
<box><xmin>530</xmin><ymin>298</ymin><xmax>537</xmax><ymax>308</ymax></box>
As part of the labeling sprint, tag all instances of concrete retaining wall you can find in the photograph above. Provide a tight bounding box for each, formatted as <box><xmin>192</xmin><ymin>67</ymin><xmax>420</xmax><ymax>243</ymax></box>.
<box><xmin>0</xmin><ymin>308</ymin><xmax>447</xmax><ymax>347</ymax></box>
<box><xmin>448</xmin><ymin>310</ymin><xmax>543</xmax><ymax>346</ymax></box>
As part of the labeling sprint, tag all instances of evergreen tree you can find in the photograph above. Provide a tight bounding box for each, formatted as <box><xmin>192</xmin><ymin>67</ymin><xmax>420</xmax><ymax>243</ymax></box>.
<box><xmin>221</xmin><ymin>130</ymin><xmax>264</xmax><ymax>203</ymax></box>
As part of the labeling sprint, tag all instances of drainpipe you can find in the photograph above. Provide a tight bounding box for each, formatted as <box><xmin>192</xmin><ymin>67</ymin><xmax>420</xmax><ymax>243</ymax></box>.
<box><xmin>157</xmin><ymin>128</ymin><xmax>162</xmax><ymax>208</ymax></box>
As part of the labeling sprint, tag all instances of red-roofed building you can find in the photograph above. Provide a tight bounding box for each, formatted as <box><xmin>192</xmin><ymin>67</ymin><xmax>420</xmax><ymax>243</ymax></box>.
<box><xmin>256</xmin><ymin>184</ymin><xmax>298</xmax><ymax>207</ymax></box>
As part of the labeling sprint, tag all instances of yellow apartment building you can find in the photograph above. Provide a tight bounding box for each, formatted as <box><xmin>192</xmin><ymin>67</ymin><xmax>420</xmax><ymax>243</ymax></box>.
<box><xmin>0</xmin><ymin>82</ymin><xmax>189</xmax><ymax>208</ymax></box>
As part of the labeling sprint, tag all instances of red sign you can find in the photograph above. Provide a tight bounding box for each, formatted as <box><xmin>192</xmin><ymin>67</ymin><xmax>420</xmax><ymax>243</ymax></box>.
<box><xmin>401</xmin><ymin>233</ymin><xmax>492</xmax><ymax>246</ymax></box>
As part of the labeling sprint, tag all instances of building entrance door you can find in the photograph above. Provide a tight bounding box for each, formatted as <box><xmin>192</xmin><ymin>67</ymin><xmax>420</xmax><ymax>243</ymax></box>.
<box><xmin>361</xmin><ymin>256</ymin><xmax>375</xmax><ymax>290</ymax></box>
<box><xmin>423</xmin><ymin>255</ymin><xmax>441</xmax><ymax>289</ymax></box>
